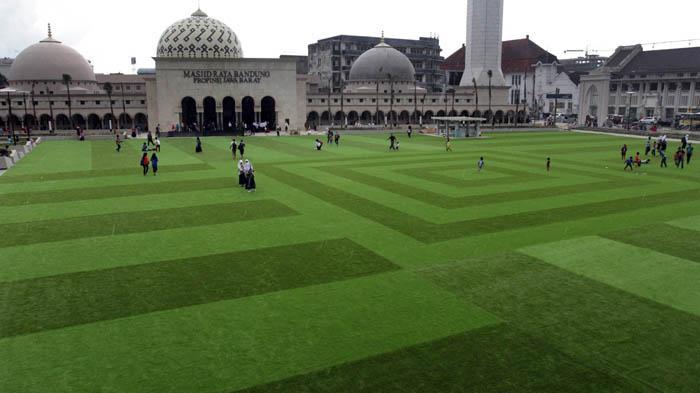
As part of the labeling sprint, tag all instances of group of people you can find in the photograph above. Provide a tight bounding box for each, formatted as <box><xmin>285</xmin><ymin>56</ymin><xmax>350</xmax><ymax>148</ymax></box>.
<box><xmin>237</xmin><ymin>159</ymin><xmax>256</xmax><ymax>192</ymax></box>
<box><xmin>229</xmin><ymin>138</ymin><xmax>246</xmax><ymax>159</ymax></box>
<box><xmin>326</xmin><ymin>129</ymin><xmax>341</xmax><ymax>146</ymax></box>
<box><xmin>388</xmin><ymin>134</ymin><xmax>400</xmax><ymax>151</ymax></box>
<box><xmin>622</xmin><ymin>134</ymin><xmax>693</xmax><ymax>170</ymax></box>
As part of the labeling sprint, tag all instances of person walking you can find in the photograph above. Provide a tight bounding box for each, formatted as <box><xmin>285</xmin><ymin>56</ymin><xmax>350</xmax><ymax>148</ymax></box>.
<box><xmin>244</xmin><ymin>159</ymin><xmax>256</xmax><ymax>192</ymax></box>
<box><xmin>546</xmin><ymin>157</ymin><xmax>551</xmax><ymax>172</ymax></box>
<box><xmin>115</xmin><ymin>134</ymin><xmax>122</xmax><ymax>152</ymax></box>
<box><xmin>675</xmin><ymin>148</ymin><xmax>685</xmax><ymax>169</ymax></box>
<box><xmin>147</xmin><ymin>131</ymin><xmax>155</xmax><ymax>147</ymax></box>
<box><xmin>195</xmin><ymin>137</ymin><xmax>203</xmax><ymax>153</ymax></box>
<box><xmin>155</xmin><ymin>138</ymin><xmax>161</xmax><ymax>152</ymax></box>
<box><xmin>645</xmin><ymin>137</ymin><xmax>652</xmax><ymax>156</ymax></box>
<box><xmin>407</xmin><ymin>126</ymin><xmax>413</xmax><ymax>139</ymax></box>
<box><xmin>621</xmin><ymin>144</ymin><xmax>628</xmax><ymax>161</ymax></box>
<box><xmin>478</xmin><ymin>157</ymin><xmax>485</xmax><ymax>172</ymax></box>
<box><xmin>238</xmin><ymin>139</ymin><xmax>245</xmax><ymax>158</ymax></box>
<box><xmin>150</xmin><ymin>152</ymin><xmax>159</xmax><ymax>176</ymax></box>
<box><xmin>687</xmin><ymin>143</ymin><xmax>694</xmax><ymax>165</ymax></box>
<box><xmin>237</xmin><ymin>160</ymin><xmax>246</xmax><ymax>187</ymax></box>
<box><xmin>140</xmin><ymin>153</ymin><xmax>150</xmax><ymax>176</ymax></box>
<box><xmin>230</xmin><ymin>139</ymin><xmax>238</xmax><ymax>160</ymax></box>
<box><xmin>624</xmin><ymin>156</ymin><xmax>634</xmax><ymax>171</ymax></box>
<box><xmin>660</xmin><ymin>149</ymin><xmax>668</xmax><ymax>168</ymax></box>
<box><xmin>388</xmin><ymin>134</ymin><xmax>397</xmax><ymax>150</ymax></box>
<box><xmin>334</xmin><ymin>132</ymin><xmax>340</xmax><ymax>146</ymax></box>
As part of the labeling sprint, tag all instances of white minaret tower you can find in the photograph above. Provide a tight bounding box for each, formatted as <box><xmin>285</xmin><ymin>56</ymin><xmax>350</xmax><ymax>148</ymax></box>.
<box><xmin>460</xmin><ymin>0</ymin><xmax>506</xmax><ymax>87</ymax></box>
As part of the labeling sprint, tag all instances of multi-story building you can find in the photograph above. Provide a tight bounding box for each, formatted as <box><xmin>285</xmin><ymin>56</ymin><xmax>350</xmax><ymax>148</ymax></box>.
<box><xmin>308</xmin><ymin>35</ymin><xmax>444</xmax><ymax>93</ymax></box>
<box><xmin>0</xmin><ymin>58</ymin><xmax>12</xmax><ymax>87</ymax></box>
<box><xmin>578</xmin><ymin>45</ymin><xmax>700</xmax><ymax>125</ymax></box>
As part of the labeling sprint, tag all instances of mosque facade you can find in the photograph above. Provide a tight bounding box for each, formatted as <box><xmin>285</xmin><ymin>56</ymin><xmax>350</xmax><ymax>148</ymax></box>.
<box><xmin>1</xmin><ymin>3</ymin><xmax>515</xmax><ymax>134</ymax></box>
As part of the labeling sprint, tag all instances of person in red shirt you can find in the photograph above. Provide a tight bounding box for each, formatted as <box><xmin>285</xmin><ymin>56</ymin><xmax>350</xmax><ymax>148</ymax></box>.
<box><xmin>140</xmin><ymin>153</ymin><xmax>150</xmax><ymax>176</ymax></box>
<box><xmin>634</xmin><ymin>152</ymin><xmax>642</xmax><ymax>167</ymax></box>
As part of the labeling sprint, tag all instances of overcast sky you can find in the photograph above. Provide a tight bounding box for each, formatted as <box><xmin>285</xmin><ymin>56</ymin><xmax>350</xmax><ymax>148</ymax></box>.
<box><xmin>1</xmin><ymin>0</ymin><xmax>699</xmax><ymax>74</ymax></box>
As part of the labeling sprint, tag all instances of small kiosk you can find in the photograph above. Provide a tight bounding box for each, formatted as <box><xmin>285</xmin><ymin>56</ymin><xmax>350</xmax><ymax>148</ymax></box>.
<box><xmin>433</xmin><ymin>116</ymin><xmax>486</xmax><ymax>138</ymax></box>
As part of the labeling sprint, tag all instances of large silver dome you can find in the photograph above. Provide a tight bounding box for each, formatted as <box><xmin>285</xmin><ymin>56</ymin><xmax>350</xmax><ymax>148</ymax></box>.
<box><xmin>156</xmin><ymin>9</ymin><xmax>243</xmax><ymax>59</ymax></box>
<box><xmin>349</xmin><ymin>41</ymin><xmax>416</xmax><ymax>82</ymax></box>
<box><xmin>8</xmin><ymin>33</ymin><xmax>96</xmax><ymax>83</ymax></box>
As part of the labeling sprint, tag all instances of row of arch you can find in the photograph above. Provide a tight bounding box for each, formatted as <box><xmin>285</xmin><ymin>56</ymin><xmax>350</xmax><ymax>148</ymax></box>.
<box><xmin>181</xmin><ymin>96</ymin><xmax>276</xmax><ymax>132</ymax></box>
<box><xmin>306</xmin><ymin>109</ymin><xmax>528</xmax><ymax>126</ymax></box>
<box><xmin>0</xmin><ymin>113</ymin><xmax>147</xmax><ymax>130</ymax></box>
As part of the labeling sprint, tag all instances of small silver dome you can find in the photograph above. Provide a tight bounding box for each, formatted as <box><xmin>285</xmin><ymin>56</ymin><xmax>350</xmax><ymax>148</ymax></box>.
<box><xmin>157</xmin><ymin>9</ymin><xmax>243</xmax><ymax>59</ymax></box>
<box><xmin>349</xmin><ymin>41</ymin><xmax>416</xmax><ymax>82</ymax></box>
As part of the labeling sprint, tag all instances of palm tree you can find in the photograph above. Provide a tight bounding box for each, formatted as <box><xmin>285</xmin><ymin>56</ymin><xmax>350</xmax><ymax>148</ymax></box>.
<box><xmin>103</xmin><ymin>82</ymin><xmax>116</xmax><ymax>131</ymax></box>
<box><xmin>62</xmin><ymin>73</ymin><xmax>74</xmax><ymax>129</ymax></box>
<box><xmin>487</xmin><ymin>70</ymin><xmax>493</xmax><ymax>124</ymax></box>
<box><xmin>0</xmin><ymin>73</ymin><xmax>8</xmax><ymax>89</ymax></box>
<box><xmin>472</xmin><ymin>77</ymin><xmax>479</xmax><ymax>115</ymax></box>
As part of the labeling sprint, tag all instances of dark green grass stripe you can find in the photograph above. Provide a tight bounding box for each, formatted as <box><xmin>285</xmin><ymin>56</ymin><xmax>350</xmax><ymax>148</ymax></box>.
<box><xmin>1</xmin><ymin>177</ymin><xmax>238</xmax><ymax>206</ymax></box>
<box><xmin>321</xmin><ymin>166</ymin><xmax>646</xmax><ymax>209</ymax></box>
<box><xmin>0</xmin><ymin>163</ymin><xmax>213</xmax><ymax>184</ymax></box>
<box><xmin>603</xmin><ymin>224</ymin><xmax>700</xmax><ymax>263</ymax></box>
<box><xmin>0</xmin><ymin>200</ymin><xmax>297</xmax><ymax>248</ymax></box>
<box><xmin>420</xmin><ymin>252</ymin><xmax>700</xmax><ymax>393</ymax></box>
<box><xmin>395</xmin><ymin>166</ymin><xmax>545</xmax><ymax>188</ymax></box>
<box><xmin>265</xmin><ymin>165</ymin><xmax>700</xmax><ymax>243</ymax></box>
<box><xmin>0</xmin><ymin>239</ymin><xmax>398</xmax><ymax>338</ymax></box>
<box><xmin>234</xmin><ymin>323</ymin><xmax>646</xmax><ymax>393</ymax></box>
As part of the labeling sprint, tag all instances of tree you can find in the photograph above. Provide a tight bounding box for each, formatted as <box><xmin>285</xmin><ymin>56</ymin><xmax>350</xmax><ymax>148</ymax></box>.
<box><xmin>487</xmin><ymin>70</ymin><xmax>493</xmax><ymax>124</ymax></box>
<box><xmin>103</xmin><ymin>82</ymin><xmax>116</xmax><ymax>131</ymax></box>
<box><xmin>62</xmin><ymin>73</ymin><xmax>74</xmax><ymax>129</ymax></box>
<box><xmin>0</xmin><ymin>73</ymin><xmax>7</xmax><ymax>89</ymax></box>
<box><xmin>472</xmin><ymin>77</ymin><xmax>479</xmax><ymax>115</ymax></box>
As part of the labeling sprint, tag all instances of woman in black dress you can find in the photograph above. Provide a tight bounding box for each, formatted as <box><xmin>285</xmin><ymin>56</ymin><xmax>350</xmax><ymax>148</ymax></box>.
<box><xmin>195</xmin><ymin>137</ymin><xmax>203</xmax><ymax>153</ymax></box>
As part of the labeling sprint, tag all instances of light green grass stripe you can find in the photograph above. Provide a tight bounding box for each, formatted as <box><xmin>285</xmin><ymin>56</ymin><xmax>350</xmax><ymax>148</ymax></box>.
<box><xmin>0</xmin><ymin>271</ymin><xmax>498</xmax><ymax>393</ymax></box>
<box><xmin>668</xmin><ymin>215</ymin><xmax>700</xmax><ymax>232</ymax></box>
<box><xmin>522</xmin><ymin>236</ymin><xmax>700</xmax><ymax>316</ymax></box>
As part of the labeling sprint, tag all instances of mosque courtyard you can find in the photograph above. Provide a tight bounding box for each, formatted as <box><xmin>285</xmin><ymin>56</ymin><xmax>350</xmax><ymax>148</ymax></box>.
<box><xmin>1</xmin><ymin>131</ymin><xmax>699</xmax><ymax>392</ymax></box>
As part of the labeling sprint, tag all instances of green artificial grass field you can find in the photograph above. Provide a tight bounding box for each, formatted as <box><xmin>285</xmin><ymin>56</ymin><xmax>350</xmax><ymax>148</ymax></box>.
<box><xmin>1</xmin><ymin>131</ymin><xmax>699</xmax><ymax>392</ymax></box>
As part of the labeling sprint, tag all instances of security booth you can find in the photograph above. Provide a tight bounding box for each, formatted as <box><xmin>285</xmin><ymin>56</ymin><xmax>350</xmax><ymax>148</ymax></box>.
<box><xmin>433</xmin><ymin>116</ymin><xmax>486</xmax><ymax>138</ymax></box>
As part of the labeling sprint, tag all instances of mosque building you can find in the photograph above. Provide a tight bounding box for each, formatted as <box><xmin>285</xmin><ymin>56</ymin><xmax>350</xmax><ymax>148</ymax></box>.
<box><xmin>1</xmin><ymin>2</ymin><xmax>515</xmax><ymax>134</ymax></box>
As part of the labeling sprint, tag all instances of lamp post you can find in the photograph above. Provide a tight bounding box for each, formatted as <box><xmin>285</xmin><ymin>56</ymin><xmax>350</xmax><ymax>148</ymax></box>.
<box><xmin>487</xmin><ymin>70</ymin><xmax>493</xmax><ymax>127</ymax></box>
<box><xmin>553</xmin><ymin>88</ymin><xmax>560</xmax><ymax>127</ymax></box>
<box><xmin>413</xmin><ymin>80</ymin><xmax>418</xmax><ymax>125</ymax></box>
<box><xmin>472</xmin><ymin>77</ymin><xmax>479</xmax><ymax>115</ymax></box>
<box><xmin>388</xmin><ymin>74</ymin><xmax>394</xmax><ymax>127</ymax></box>
<box><xmin>22</xmin><ymin>92</ymin><xmax>28</xmax><ymax>131</ymax></box>
<box><xmin>46</xmin><ymin>86</ymin><xmax>54</xmax><ymax>133</ymax></box>
<box><xmin>5</xmin><ymin>91</ymin><xmax>16</xmax><ymax>145</ymax></box>
<box><xmin>339</xmin><ymin>79</ymin><xmax>345</xmax><ymax>128</ymax></box>
<box><xmin>120</xmin><ymin>82</ymin><xmax>127</xmax><ymax>130</ymax></box>
<box><xmin>30</xmin><ymin>82</ymin><xmax>37</xmax><ymax>138</ymax></box>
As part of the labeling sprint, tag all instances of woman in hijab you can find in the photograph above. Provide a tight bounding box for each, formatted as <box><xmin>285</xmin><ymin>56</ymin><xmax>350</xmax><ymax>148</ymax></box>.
<box><xmin>195</xmin><ymin>137</ymin><xmax>203</xmax><ymax>153</ymax></box>
<box><xmin>238</xmin><ymin>160</ymin><xmax>246</xmax><ymax>188</ymax></box>
<box><xmin>244</xmin><ymin>159</ymin><xmax>256</xmax><ymax>192</ymax></box>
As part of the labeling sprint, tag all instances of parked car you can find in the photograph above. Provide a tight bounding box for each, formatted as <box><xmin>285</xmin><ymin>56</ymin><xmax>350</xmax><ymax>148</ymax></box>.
<box><xmin>639</xmin><ymin>117</ymin><xmax>658</xmax><ymax>125</ymax></box>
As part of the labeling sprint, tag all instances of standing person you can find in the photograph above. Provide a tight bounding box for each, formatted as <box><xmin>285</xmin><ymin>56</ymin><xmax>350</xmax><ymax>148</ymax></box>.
<box><xmin>478</xmin><ymin>157</ymin><xmax>485</xmax><ymax>172</ymax></box>
<box><xmin>238</xmin><ymin>139</ymin><xmax>245</xmax><ymax>158</ymax></box>
<box><xmin>244</xmin><ymin>159</ymin><xmax>256</xmax><ymax>192</ymax></box>
<box><xmin>621</xmin><ymin>144</ymin><xmax>628</xmax><ymax>161</ymax></box>
<box><xmin>546</xmin><ymin>157</ymin><xmax>551</xmax><ymax>172</ymax></box>
<box><xmin>634</xmin><ymin>152</ymin><xmax>642</xmax><ymax>167</ymax></box>
<box><xmin>407</xmin><ymin>126</ymin><xmax>413</xmax><ymax>139</ymax></box>
<box><xmin>327</xmin><ymin>129</ymin><xmax>334</xmax><ymax>145</ymax></box>
<box><xmin>624</xmin><ymin>156</ymin><xmax>634</xmax><ymax>171</ymax></box>
<box><xmin>155</xmin><ymin>124</ymin><xmax>161</xmax><ymax>140</ymax></box>
<box><xmin>230</xmin><ymin>139</ymin><xmax>238</xmax><ymax>160</ymax></box>
<box><xmin>237</xmin><ymin>160</ymin><xmax>246</xmax><ymax>187</ymax></box>
<box><xmin>147</xmin><ymin>131</ymin><xmax>155</xmax><ymax>147</ymax></box>
<box><xmin>195</xmin><ymin>137</ymin><xmax>203</xmax><ymax>153</ymax></box>
<box><xmin>388</xmin><ymin>134</ymin><xmax>397</xmax><ymax>150</ymax></box>
<box><xmin>682</xmin><ymin>135</ymin><xmax>688</xmax><ymax>150</ymax></box>
<box><xmin>645</xmin><ymin>137</ymin><xmax>652</xmax><ymax>156</ymax></box>
<box><xmin>395</xmin><ymin>140</ymin><xmax>401</xmax><ymax>151</ymax></box>
<box><xmin>660</xmin><ymin>149</ymin><xmax>668</xmax><ymax>168</ymax></box>
<box><xmin>446</xmin><ymin>137</ymin><xmax>453</xmax><ymax>152</ymax></box>
<box><xmin>140</xmin><ymin>153</ymin><xmax>150</xmax><ymax>176</ymax></box>
<box><xmin>150</xmin><ymin>152</ymin><xmax>159</xmax><ymax>176</ymax></box>
<box><xmin>155</xmin><ymin>137</ymin><xmax>161</xmax><ymax>152</ymax></box>
<box><xmin>142</xmin><ymin>142</ymin><xmax>149</xmax><ymax>153</ymax></box>
<box><xmin>334</xmin><ymin>132</ymin><xmax>340</xmax><ymax>146</ymax></box>
<box><xmin>687</xmin><ymin>143</ymin><xmax>694</xmax><ymax>165</ymax></box>
<box><xmin>675</xmin><ymin>148</ymin><xmax>685</xmax><ymax>169</ymax></box>
<box><xmin>115</xmin><ymin>134</ymin><xmax>122</xmax><ymax>152</ymax></box>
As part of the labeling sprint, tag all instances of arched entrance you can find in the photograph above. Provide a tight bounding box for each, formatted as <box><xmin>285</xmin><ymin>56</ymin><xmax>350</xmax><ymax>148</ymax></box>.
<box><xmin>320</xmin><ymin>111</ymin><xmax>331</xmax><ymax>126</ymax></box>
<box><xmin>103</xmin><ymin>114</ymin><xmax>116</xmax><ymax>130</ymax></box>
<box><xmin>448</xmin><ymin>110</ymin><xmax>458</xmax><ymax>117</ymax></box>
<box><xmin>472</xmin><ymin>110</ymin><xmax>482</xmax><ymax>119</ymax></box>
<box><xmin>119</xmin><ymin>113</ymin><xmax>133</xmax><ymax>129</ymax></box>
<box><xmin>376</xmin><ymin>111</ymin><xmax>385</xmax><ymax>125</ymax></box>
<box><xmin>586</xmin><ymin>85</ymin><xmax>599</xmax><ymax>118</ymax></box>
<box><xmin>134</xmin><ymin>113</ymin><xmax>148</xmax><ymax>130</ymax></box>
<box><xmin>222</xmin><ymin>97</ymin><xmax>236</xmax><ymax>132</ymax></box>
<box><xmin>203</xmin><ymin>96</ymin><xmax>217</xmax><ymax>132</ymax></box>
<box><xmin>424</xmin><ymin>111</ymin><xmax>434</xmax><ymax>123</ymax></box>
<box><xmin>347</xmin><ymin>111</ymin><xmax>359</xmax><ymax>125</ymax></box>
<box><xmin>460</xmin><ymin>110</ymin><xmax>470</xmax><ymax>117</ymax></box>
<box><xmin>399</xmin><ymin>111</ymin><xmax>410</xmax><ymax>124</ymax></box>
<box><xmin>87</xmin><ymin>114</ymin><xmax>101</xmax><ymax>129</ymax></box>
<box><xmin>495</xmin><ymin>110</ymin><xmax>504</xmax><ymax>124</ymax></box>
<box><xmin>23</xmin><ymin>114</ymin><xmax>36</xmax><ymax>129</ymax></box>
<box><xmin>307</xmin><ymin>111</ymin><xmax>319</xmax><ymax>128</ymax></box>
<box><xmin>72</xmin><ymin>114</ymin><xmax>86</xmax><ymax>129</ymax></box>
<box><xmin>261</xmin><ymin>96</ymin><xmax>276</xmax><ymax>129</ymax></box>
<box><xmin>412</xmin><ymin>110</ymin><xmax>422</xmax><ymax>124</ymax></box>
<box><xmin>334</xmin><ymin>111</ymin><xmax>345</xmax><ymax>125</ymax></box>
<box><xmin>241</xmin><ymin>96</ymin><xmax>255</xmax><ymax>129</ymax></box>
<box><xmin>56</xmin><ymin>114</ymin><xmax>71</xmax><ymax>130</ymax></box>
<box><xmin>40</xmin><ymin>114</ymin><xmax>51</xmax><ymax>130</ymax></box>
<box><xmin>181</xmin><ymin>97</ymin><xmax>197</xmax><ymax>131</ymax></box>
<box><xmin>361</xmin><ymin>111</ymin><xmax>372</xmax><ymax>124</ymax></box>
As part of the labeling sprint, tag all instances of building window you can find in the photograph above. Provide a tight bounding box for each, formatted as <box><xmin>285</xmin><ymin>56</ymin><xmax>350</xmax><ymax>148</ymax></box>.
<box><xmin>681</xmin><ymin>82</ymin><xmax>691</xmax><ymax>91</ymax></box>
<box><xmin>308</xmin><ymin>99</ymin><xmax>312</xmax><ymax>104</ymax></box>
<box><xmin>140</xmin><ymin>100</ymin><xmax>145</xmax><ymax>105</ymax></box>
<box><xmin>125</xmin><ymin>100</ymin><xmax>131</xmax><ymax>105</ymax></box>
<box><xmin>80</xmin><ymin>101</ymin><xmax>85</xmax><ymax>105</ymax></box>
<box><xmin>649</xmin><ymin>83</ymin><xmax>658</xmax><ymax>91</ymax></box>
<box><xmin>95</xmin><ymin>101</ymin><xmax>101</xmax><ymax>105</ymax></box>
<box><xmin>359</xmin><ymin>99</ymin><xmax>364</xmax><ymax>103</ymax></box>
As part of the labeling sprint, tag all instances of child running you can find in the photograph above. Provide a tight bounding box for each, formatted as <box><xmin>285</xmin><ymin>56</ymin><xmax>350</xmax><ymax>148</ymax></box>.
<box><xmin>478</xmin><ymin>157</ymin><xmax>485</xmax><ymax>172</ymax></box>
<box><xmin>624</xmin><ymin>156</ymin><xmax>634</xmax><ymax>171</ymax></box>
<box><xmin>150</xmin><ymin>152</ymin><xmax>159</xmax><ymax>176</ymax></box>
